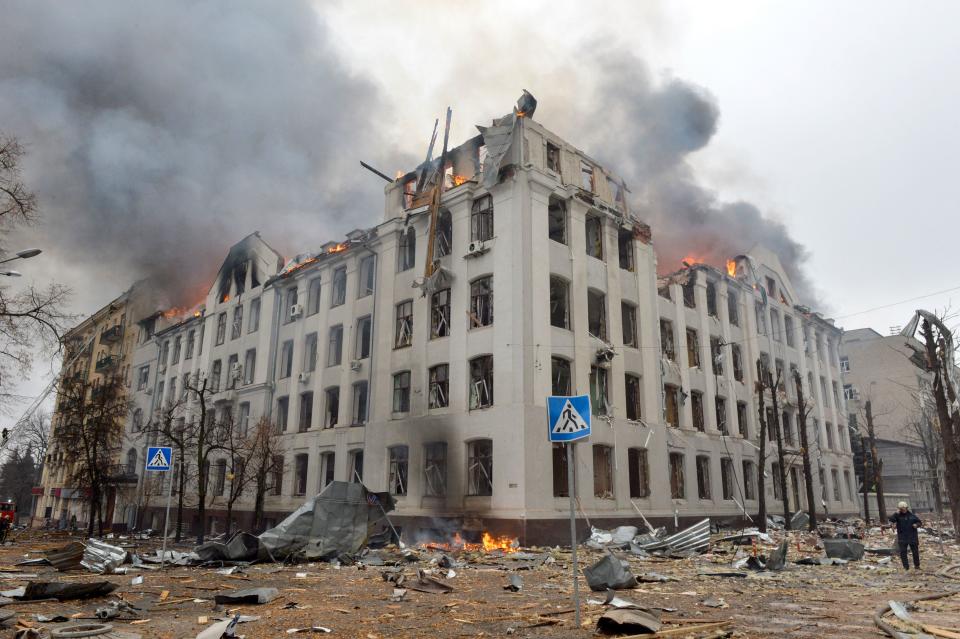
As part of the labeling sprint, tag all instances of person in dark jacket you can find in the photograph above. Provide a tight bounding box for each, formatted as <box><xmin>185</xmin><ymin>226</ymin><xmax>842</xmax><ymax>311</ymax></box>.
<box><xmin>889</xmin><ymin>501</ymin><xmax>922</xmax><ymax>570</ymax></box>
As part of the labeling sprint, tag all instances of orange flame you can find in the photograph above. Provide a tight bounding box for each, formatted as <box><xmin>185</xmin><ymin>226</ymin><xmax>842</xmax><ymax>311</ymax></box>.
<box><xmin>417</xmin><ymin>531</ymin><xmax>519</xmax><ymax>554</ymax></box>
<box><xmin>162</xmin><ymin>307</ymin><xmax>188</xmax><ymax>319</ymax></box>
<box><xmin>395</xmin><ymin>170</ymin><xmax>404</xmax><ymax>180</ymax></box>
<box><xmin>193</xmin><ymin>311</ymin><xmax>202</xmax><ymax>318</ymax></box>
<box><xmin>681</xmin><ymin>254</ymin><xmax>705</xmax><ymax>267</ymax></box>
<box><xmin>328</xmin><ymin>243</ymin><xmax>348</xmax><ymax>254</ymax></box>
<box><xmin>726</xmin><ymin>259</ymin><xmax>737</xmax><ymax>278</ymax></box>
<box><xmin>221</xmin><ymin>294</ymin><xmax>231</xmax><ymax>303</ymax></box>
<box><xmin>481</xmin><ymin>531</ymin><xmax>518</xmax><ymax>553</ymax></box>
<box><xmin>453</xmin><ymin>175</ymin><xmax>468</xmax><ymax>186</ymax></box>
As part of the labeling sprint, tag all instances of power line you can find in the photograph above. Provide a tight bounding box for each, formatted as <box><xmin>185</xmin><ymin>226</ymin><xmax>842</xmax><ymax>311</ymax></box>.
<box><xmin>834</xmin><ymin>284</ymin><xmax>960</xmax><ymax>321</ymax></box>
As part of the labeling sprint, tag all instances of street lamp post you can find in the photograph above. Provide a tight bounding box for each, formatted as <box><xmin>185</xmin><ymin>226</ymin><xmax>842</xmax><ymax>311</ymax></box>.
<box><xmin>0</xmin><ymin>249</ymin><xmax>41</xmax><ymax>265</ymax></box>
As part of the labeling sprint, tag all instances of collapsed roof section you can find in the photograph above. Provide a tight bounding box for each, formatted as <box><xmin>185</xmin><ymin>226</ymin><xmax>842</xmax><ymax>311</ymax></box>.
<box><xmin>211</xmin><ymin>232</ymin><xmax>284</xmax><ymax>303</ymax></box>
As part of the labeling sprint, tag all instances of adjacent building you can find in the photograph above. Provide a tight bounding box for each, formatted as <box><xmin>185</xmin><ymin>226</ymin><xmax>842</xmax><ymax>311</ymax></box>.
<box><xmin>840</xmin><ymin>328</ymin><xmax>944</xmax><ymax>513</ymax></box>
<box><xmin>36</xmin><ymin>102</ymin><xmax>859</xmax><ymax>541</ymax></box>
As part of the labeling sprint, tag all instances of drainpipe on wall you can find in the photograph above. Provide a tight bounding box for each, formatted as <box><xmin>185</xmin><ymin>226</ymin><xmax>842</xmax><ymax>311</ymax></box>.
<box><xmin>263</xmin><ymin>282</ymin><xmax>285</xmax><ymax>421</ymax></box>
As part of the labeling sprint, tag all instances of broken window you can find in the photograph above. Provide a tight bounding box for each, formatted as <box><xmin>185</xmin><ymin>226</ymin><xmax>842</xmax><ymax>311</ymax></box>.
<box><xmin>471</xmin><ymin>194</ymin><xmax>494</xmax><ymax>242</ymax></box>
<box><xmin>831</xmin><ymin>468</ymin><xmax>841</xmax><ymax>501</ymax></box>
<box><xmin>429</xmin><ymin>364</ymin><xmax>449</xmax><ymax>409</ymax></box>
<box><xmin>732</xmin><ymin>344</ymin><xmax>744</xmax><ymax>381</ymax></box>
<box><xmin>686</xmin><ymin>328</ymin><xmax>700</xmax><ymax>368</ymax></box>
<box><xmin>844</xmin><ymin>469</ymin><xmax>853</xmax><ymax>501</ymax></box>
<box><xmin>216</xmin><ymin>313</ymin><xmax>227</xmax><ymax>345</ymax></box>
<box><xmin>304</xmin><ymin>333</ymin><xmax>317</xmax><ymax>373</ymax></box>
<box><xmin>356</xmin><ymin>316</ymin><xmax>371</xmax><ymax>359</ymax></box>
<box><xmin>580</xmin><ymin>160</ymin><xmax>594</xmax><ymax>191</ymax></box>
<box><xmin>349</xmin><ymin>449</ymin><xmax>363</xmax><ymax>483</ymax></box>
<box><xmin>546</xmin><ymin>142</ymin><xmax>561</xmax><ymax>174</ymax></box>
<box><xmin>590</xmin><ymin>365</ymin><xmax>610</xmax><ymax>415</ymax></box>
<box><xmin>431</xmin><ymin>288</ymin><xmax>451</xmax><ymax>338</ymax></box>
<box><xmin>784</xmin><ymin>314</ymin><xmax>795</xmax><ymax>347</ymax></box>
<box><xmin>276</xmin><ymin>396</ymin><xmax>289</xmax><ymax>432</ymax></box>
<box><xmin>469</xmin><ymin>277</ymin><xmax>493</xmax><ymax>328</ymax></box>
<box><xmin>710</xmin><ymin>337</ymin><xmax>723</xmax><ymax>375</ymax></box>
<box><xmin>607</xmin><ymin>176</ymin><xmax>624</xmax><ymax>205</ymax></box>
<box><xmin>770</xmin><ymin>308</ymin><xmax>781</xmax><ymax>342</ymax></box>
<box><xmin>625</xmin><ymin>374</ymin><xmax>642</xmax><ymax>421</ymax></box>
<box><xmin>402</xmin><ymin>178</ymin><xmax>416</xmax><ymax>209</ymax></box>
<box><xmin>248</xmin><ymin>297</ymin><xmax>260</xmax><ymax>333</ymax></box>
<box><xmin>467</xmin><ymin>439</ymin><xmax>494</xmax><ymax>496</ymax></box>
<box><xmin>132</xmin><ymin>408</ymin><xmax>143</xmax><ymax>431</ymax></box>
<box><xmin>358</xmin><ymin>255</ymin><xmax>375</xmax><ymax>298</ymax></box>
<box><xmin>227</xmin><ymin>353</ymin><xmax>239</xmax><ymax>389</ymax></box>
<box><xmin>658</xmin><ymin>284</ymin><xmax>672</xmax><ymax>300</ymax></box>
<box><xmin>664</xmin><ymin>384</ymin><xmax>680</xmax><ymax>428</ymax></box>
<box><xmin>721</xmin><ymin>458</ymin><xmax>734</xmax><ymax>500</ymax></box>
<box><xmin>172</xmin><ymin>336</ymin><xmax>182</xmax><ymax>364</ymax></box>
<box><xmin>628</xmin><ymin>448</ymin><xmax>650</xmax><ymax>498</ymax></box>
<box><xmin>228</xmin><ymin>305</ymin><xmax>241</xmax><ymax>340</ymax></box>
<box><xmin>424</xmin><ymin>442</ymin><xmax>447</xmax><ymax>497</ymax></box>
<box><xmin>826</xmin><ymin>421</ymin><xmax>834</xmax><ymax>450</ymax></box>
<box><xmin>393</xmin><ymin>371</ymin><xmax>411</xmax><ymax>413</ymax></box>
<box><xmin>585</xmin><ymin>215</ymin><xmax>603</xmax><ymax>260</ymax></box>
<box><xmin>352</xmin><ymin>381</ymin><xmax>368</xmax><ymax>425</ymax></box>
<box><xmin>696</xmin><ymin>456</ymin><xmax>711</xmax><ymax>499</ymax></box>
<box><xmin>617</xmin><ymin>227</ymin><xmax>634</xmax><ymax>271</ymax></box>
<box><xmin>692</xmin><ymin>391</ymin><xmax>705</xmax><ymax>431</ymax></box>
<box><xmin>293</xmin><ymin>454</ymin><xmax>308</xmax><ymax>496</ymax></box>
<box><xmin>298</xmin><ymin>392</ymin><xmax>313</xmax><ymax>432</ymax></box>
<box><xmin>398</xmin><ymin>227</ymin><xmax>416</xmax><ymax>272</ymax></box>
<box><xmin>621</xmin><ymin>302</ymin><xmax>638</xmax><ymax>347</ymax></box>
<box><xmin>327</xmin><ymin>325</ymin><xmax>343</xmax><ymax>366</ymax></box>
<box><xmin>237</xmin><ymin>402</ymin><xmax>250</xmax><ymax>437</ymax></box>
<box><xmin>285</xmin><ymin>287</ymin><xmax>299</xmax><ymax>323</ymax></box>
<box><xmin>211</xmin><ymin>359</ymin><xmax>222</xmax><ymax>392</ymax></box>
<box><xmin>331</xmin><ymin>267</ymin><xmax>346</xmax><ymax>307</ymax></box>
<box><xmin>669</xmin><ymin>453</ymin><xmax>685</xmax><ymax>499</ymax></box>
<box><xmin>715</xmin><ymin>396</ymin><xmax>727</xmax><ymax>434</ymax></box>
<box><xmin>548</xmin><ymin>198</ymin><xmax>567</xmax><ymax>244</ymax></box>
<box><xmin>820</xmin><ymin>376</ymin><xmax>829</xmax><ymax>407</ymax></box>
<box><xmin>832</xmin><ymin>381</ymin><xmax>840</xmax><ymax>409</ymax></box>
<box><xmin>587</xmin><ymin>290</ymin><xmax>606</xmax><ymax>340</ymax></box>
<box><xmin>270</xmin><ymin>455</ymin><xmax>284</xmax><ymax>496</ymax></box>
<box><xmin>213</xmin><ymin>459</ymin><xmax>227</xmax><ymax>497</ymax></box>
<box><xmin>819</xmin><ymin>468</ymin><xmax>827</xmax><ymax>502</ymax></box>
<box><xmin>755</xmin><ymin>302</ymin><xmax>767</xmax><ymax>335</ymax></box>
<box><xmin>593</xmin><ymin>445</ymin><xmax>614</xmax><ymax>499</ymax></box>
<box><xmin>244</xmin><ymin>348</ymin><xmax>256</xmax><ymax>384</ymax></box>
<box><xmin>727</xmin><ymin>291</ymin><xmax>739</xmax><ymax>326</ymax></box>
<box><xmin>660</xmin><ymin>319</ymin><xmax>675</xmax><ymax>361</ymax></box>
<box><xmin>185</xmin><ymin>331</ymin><xmax>195</xmax><ymax>360</ymax></box>
<box><xmin>324</xmin><ymin>387</ymin><xmax>339</xmax><ymax>428</ymax></box>
<box><xmin>782</xmin><ymin>410</ymin><xmax>793</xmax><ymax>446</ymax></box>
<box><xmin>436</xmin><ymin>209</ymin><xmax>452</xmax><ymax>258</ymax></box>
<box><xmin>706</xmin><ymin>282</ymin><xmax>718</xmax><ymax>317</ymax></box>
<box><xmin>550</xmin><ymin>276</ymin><xmax>570</xmax><ymax>329</ymax></box>
<box><xmin>766</xmin><ymin>276</ymin><xmax>776</xmax><ymax>299</ymax></box>
<box><xmin>552</xmin><ymin>444</ymin><xmax>569</xmax><ymax>498</ymax></box>
<box><xmin>552</xmin><ymin>357</ymin><xmax>572</xmax><ymax>396</ymax></box>
<box><xmin>307</xmin><ymin>278</ymin><xmax>322</xmax><ymax>315</ymax></box>
<box><xmin>742</xmin><ymin>461</ymin><xmax>756</xmax><ymax>500</ymax></box>
<box><xmin>395</xmin><ymin>300</ymin><xmax>413</xmax><ymax>348</ymax></box>
<box><xmin>736</xmin><ymin>401</ymin><xmax>748</xmax><ymax>437</ymax></box>
<box><xmin>682</xmin><ymin>275</ymin><xmax>696</xmax><ymax>309</ymax></box>
<box><xmin>388</xmin><ymin>446</ymin><xmax>409</xmax><ymax>496</ymax></box>
<box><xmin>469</xmin><ymin>355</ymin><xmax>494</xmax><ymax>409</ymax></box>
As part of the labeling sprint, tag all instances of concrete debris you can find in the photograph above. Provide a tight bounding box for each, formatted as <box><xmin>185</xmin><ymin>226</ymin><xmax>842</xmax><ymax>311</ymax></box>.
<box><xmin>790</xmin><ymin>511</ymin><xmax>811</xmax><ymax>530</ymax></box>
<box><xmin>823</xmin><ymin>539</ymin><xmax>865</xmax><ymax>561</ymax></box>
<box><xmin>408</xmin><ymin>569</ymin><xmax>454</xmax><ymax>594</ymax></box>
<box><xmin>596</xmin><ymin>607</ymin><xmax>662</xmax><ymax>635</ymax></box>
<box><xmin>766</xmin><ymin>540</ymin><xmax>789</xmax><ymax>571</ymax></box>
<box><xmin>583</xmin><ymin>554</ymin><xmax>638</xmax><ymax>591</ymax></box>
<box><xmin>196</xmin><ymin>614</ymin><xmax>239</xmax><ymax>639</ymax></box>
<box><xmin>503</xmin><ymin>574</ymin><xmax>522</xmax><ymax>592</ymax></box>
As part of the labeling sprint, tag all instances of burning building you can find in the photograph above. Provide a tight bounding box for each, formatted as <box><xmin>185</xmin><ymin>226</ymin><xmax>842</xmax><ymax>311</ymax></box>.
<box><xmin>34</xmin><ymin>96</ymin><xmax>857</xmax><ymax>542</ymax></box>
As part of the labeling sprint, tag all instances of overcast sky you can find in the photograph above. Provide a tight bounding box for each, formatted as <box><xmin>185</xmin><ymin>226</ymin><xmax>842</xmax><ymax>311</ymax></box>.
<box><xmin>2</xmin><ymin>0</ymin><xmax>958</xmax><ymax>427</ymax></box>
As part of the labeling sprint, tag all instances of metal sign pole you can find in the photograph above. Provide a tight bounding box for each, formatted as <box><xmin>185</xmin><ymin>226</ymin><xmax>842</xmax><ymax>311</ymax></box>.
<box><xmin>160</xmin><ymin>458</ymin><xmax>176</xmax><ymax>571</ymax></box>
<box><xmin>567</xmin><ymin>442</ymin><xmax>580</xmax><ymax>627</ymax></box>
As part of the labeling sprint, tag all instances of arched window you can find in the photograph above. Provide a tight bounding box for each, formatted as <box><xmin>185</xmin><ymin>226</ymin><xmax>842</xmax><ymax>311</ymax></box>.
<box><xmin>126</xmin><ymin>448</ymin><xmax>137</xmax><ymax>475</ymax></box>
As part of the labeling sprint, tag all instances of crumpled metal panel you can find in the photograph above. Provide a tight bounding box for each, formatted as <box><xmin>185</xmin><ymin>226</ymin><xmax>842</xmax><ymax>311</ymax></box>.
<box><xmin>634</xmin><ymin>518</ymin><xmax>711</xmax><ymax>554</ymax></box>
<box><xmin>81</xmin><ymin>539</ymin><xmax>128</xmax><ymax>574</ymax></box>
<box><xmin>477</xmin><ymin>113</ymin><xmax>517</xmax><ymax>189</ymax></box>
<box><xmin>44</xmin><ymin>541</ymin><xmax>85</xmax><ymax>571</ymax></box>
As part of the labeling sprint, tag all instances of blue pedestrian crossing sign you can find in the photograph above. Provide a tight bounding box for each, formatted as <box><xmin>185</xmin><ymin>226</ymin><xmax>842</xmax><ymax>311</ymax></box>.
<box><xmin>547</xmin><ymin>395</ymin><xmax>592</xmax><ymax>442</ymax></box>
<box><xmin>145</xmin><ymin>446</ymin><xmax>173</xmax><ymax>472</ymax></box>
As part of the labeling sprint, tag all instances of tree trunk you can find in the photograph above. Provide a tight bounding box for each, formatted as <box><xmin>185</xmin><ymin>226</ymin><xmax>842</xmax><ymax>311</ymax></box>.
<box><xmin>756</xmin><ymin>366</ymin><xmax>768</xmax><ymax>533</ymax></box>
<box><xmin>861</xmin><ymin>438</ymin><xmax>871</xmax><ymax>524</ymax></box>
<box><xmin>253</xmin><ymin>476</ymin><xmax>266</xmax><ymax>533</ymax></box>
<box><xmin>794</xmin><ymin>370</ymin><xmax>818</xmax><ymax>531</ymax></box>
<box><xmin>865</xmin><ymin>401</ymin><xmax>887</xmax><ymax>521</ymax></box>
<box><xmin>225</xmin><ymin>500</ymin><xmax>234</xmax><ymax>537</ymax></box>
<box><xmin>175</xmin><ymin>463</ymin><xmax>186</xmax><ymax>543</ymax></box>
<box><xmin>770</xmin><ymin>381</ymin><xmax>791</xmax><ymax>529</ymax></box>
<box><xmin>920</xmin><ymin>319</ymin><xmax>960</xmax><ymax>534</ymax></box>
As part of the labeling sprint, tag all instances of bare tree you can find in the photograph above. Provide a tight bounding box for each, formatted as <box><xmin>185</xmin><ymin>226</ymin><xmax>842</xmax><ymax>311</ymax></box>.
<box><xmin>769</xmin><ymin>365</ymin><xmax>791</xmax><ymax>529</ymax></box>
<box><xmin>793</xmin><ymin>369</ymin><xmax>818</xmax><ymax>531</ymax></box>
<box><xmin>0</xmin><ymin>133</ymin><xmax>71</xmax><ymax>409</ymax></box>
<box><xmin>755</xmin><ymin>358</ymin><xmax>770</xmax><ymax>533</ymax></box>
<box><xmin>219</xmin><ymin>412</ymin><xmax>256</xmax><ymax>536</ymax></box>
<box><xmin>146</xmin><ymin>393</ymin><xmax>191</xmax><ymax>541</ymax></box>
<box><xmin>17</xmin><ymin>410</ymin><xmax>49</xmax><ymax>485</ymax></box>
<box><xmin>247</xmin><ymin>416</ymin><xmax>281</xmax><ymax>533</ymax></box>
<box><xmin>54</xmin><ymin>373</ymin><xmax>128</xmax><ymax>537</ymax></box>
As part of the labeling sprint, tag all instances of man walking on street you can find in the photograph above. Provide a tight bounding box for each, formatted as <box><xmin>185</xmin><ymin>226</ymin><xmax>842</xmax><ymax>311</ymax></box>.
<box><xmin>889</xmin><ymin>501</ymin><xmax>922</xmax><ymax>570</ymax></box>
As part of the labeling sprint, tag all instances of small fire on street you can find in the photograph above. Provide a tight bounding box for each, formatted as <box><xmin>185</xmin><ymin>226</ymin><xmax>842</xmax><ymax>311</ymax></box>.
<box><xmin>420</xmin><ymin>531</ymin><xmax>519</xmax><ymax>554</ymax></box>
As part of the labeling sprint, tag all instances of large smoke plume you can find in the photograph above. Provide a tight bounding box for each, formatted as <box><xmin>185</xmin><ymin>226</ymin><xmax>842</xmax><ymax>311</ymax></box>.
<box><xmin>568</xmin><ymin>48</ymin><xmax>818</xmax><ymax>304</ymax></box>
<box><xmin>0</xmin><ymin>1</ymin><xmax>408</xmax><ymax>309</ymax></box>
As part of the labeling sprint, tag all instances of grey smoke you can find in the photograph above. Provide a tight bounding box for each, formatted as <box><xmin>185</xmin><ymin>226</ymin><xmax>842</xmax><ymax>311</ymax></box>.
<box><xmin>0</xmin><ymin>1</ymin><xmax>410</xmax><ymax>308</ymax></box>
<box><xmin>571</xmin><ymin>48</ymin><xmax>818</xmax><ymax>305</ymax></box>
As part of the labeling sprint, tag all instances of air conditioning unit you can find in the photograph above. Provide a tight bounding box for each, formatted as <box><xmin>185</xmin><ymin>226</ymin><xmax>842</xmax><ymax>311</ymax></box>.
<box><xmin>350</xmin><ymin>360</ymin><xmax>362</xmax><ymax>372</ymax></box>
<box><xmin>290</xmin><ymin>304</ymin><xmax>303</xmax><ymax>318</ymax></box>
<box><xmin>466</xmin><ymin>240</ymin><xmax>487</xmax><ymax>257</ymax></box>
<box><xmin>298</xmin><ymin>372</ymin><xmax>310</xmax><ymax>384</ymax></box>
<box><xmin>595</xmin><ymin>346</ymin><xmax>616</xmax><ymax>366</ymax></box>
